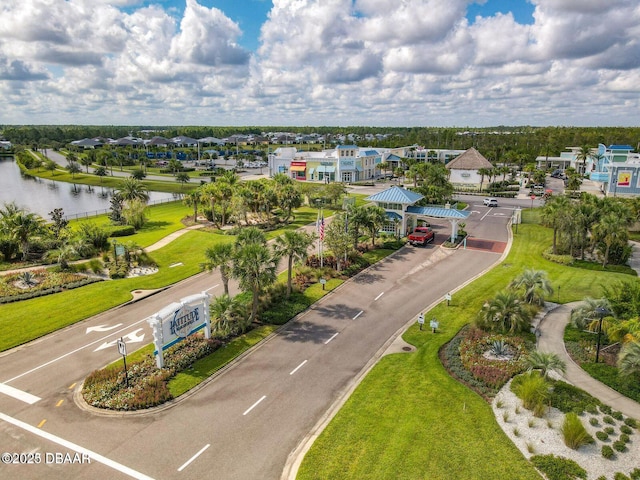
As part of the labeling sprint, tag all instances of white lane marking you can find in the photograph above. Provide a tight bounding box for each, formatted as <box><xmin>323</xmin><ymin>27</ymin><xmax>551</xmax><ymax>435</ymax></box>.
<box><xmin>480</xmin><ymin>209</ymin><xmax>492</xmax><ymax>221</ymax></box>
<box><xmin>353</xmin><ymin>310</ymin><xmax>363</xmax><ymax>320</ymax></box>
<box><xmin>86</xmin><ymin>323</ymin><xmax>123</xmax><ymax>334</ymax></box>
<box><xmin>324</xmin><ymin>333</ymin><xmax>339</xmax><ymax>345</ymax></box>
<box><xmin>374</xmin><ymin>292</ymin><xmax>384</xmax><ymax>301</ymax></box>
<box><xmin>94</xmin><ymin>328</ymin><xmax>145</xmax><ymax>352</ymax></box>
<box><xmin>4</xmin><ymin>318</ymin><xmax>149</xmax><ymax>384</ymax></box>
<box><xmin>0</xmin><ymin>383</ymin><xmax>41</xmax><ymax>404</ymax></box>
<box><xmin>289</xmin><ymin>360</ymin><xmax>307</xmax><ymax>376</ymax></box>
<box><xmin>177</xmin><ymin>444</ymin><xmax>210</xmax><ymax>472</ymax></box>
<box><xmin>243</xmin><ymin>395</ymin><xmax>266</xmax><ymax>416</ymax></box>
<box><xmin>0</xmin><ymin>411</ymin><xmax>155</xmax><ymax>480</ymax></box>
<box><xmin>204</xmin><ymin>284</ymin><xmax>220</xmax><ymax>293</ymax></box>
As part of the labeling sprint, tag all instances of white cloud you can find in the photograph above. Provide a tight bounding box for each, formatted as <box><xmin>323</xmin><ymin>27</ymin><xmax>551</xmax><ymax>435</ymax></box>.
<box><xmin>0</xmin><ymin>0</ymin><xmax>638</xmax><ymax>126</ymax></box>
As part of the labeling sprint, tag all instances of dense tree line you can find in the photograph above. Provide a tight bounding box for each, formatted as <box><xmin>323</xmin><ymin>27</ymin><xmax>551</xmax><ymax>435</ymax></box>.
<box><xmin>2</xmin><ymin>125</ymin><xmax>639</xmax><ymax>164</ymax></box>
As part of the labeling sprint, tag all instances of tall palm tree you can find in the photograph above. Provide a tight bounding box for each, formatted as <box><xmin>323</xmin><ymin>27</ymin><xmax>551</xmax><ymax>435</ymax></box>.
<box><xmin>477</xmin><ymin>167</ymin><xmax>491</xmax><ymax>192</ymax></box>
<box><xmin>347</xmin><ymin>204</ymin><xmax>369</xmax><ymax>249</ymax></box>
<box><xmin>575</xmin><ymin>145</ymin><xmax>591</xmax><ymax>175</ymax></box>
<box><xmin>593</xmin><ymin>212</ymin><xmax>628</xmax><ymax>267</ymax></box>
<box><xmin>476</xmin><ymin>290</ymin><xmax>532</xmax><ymax>334</ymax></box>
<box><xmin>509</xmin><ymin>269</ymin><xmax>553</xmax><ymax>306</ymax></box>
<box><xmin>274</xmin><ymin>230</ymin><xmax>314</xmax><ymax>297</ymax></box>
<box><xmin>232</xmin><ymin>242</ymin><xmax>279</xmax><ymax>323</ymax></box>
<box><xmin>524</xmin><ymin>351</ymin><xmax>566</xmax><ymax>379</ymax></box>
<box><xmin>202</xmin><ymin>242</ymin><xmax>234</xmax><ymax>295</ymax></box>
<box><xmin>115</xmin><ymin>177</ymin><xmax>149</xmax><ymax>204</ymax></box>
<box><xmin>93</xmin><ymin>166</ymin><xmax>107</xmax><ymax>184</ymax></box>
<box><xmin>183</xmin><ymin>191</ymin><xmax>200</xmax><ymax>223</ymax></box>
<box><xmin>363</xmin><ymin>206</ymin><xmax>388</xmax><ymax>248</ymax></box>
<box><xmin>618</xmin><ymin>341</ymin><xmax>640</xmax><ymax>379</ymax></box>
<box><xmin>540</xmin><ymin>195</ymin><xmax>571</xmax><ymax>254</ymax></box>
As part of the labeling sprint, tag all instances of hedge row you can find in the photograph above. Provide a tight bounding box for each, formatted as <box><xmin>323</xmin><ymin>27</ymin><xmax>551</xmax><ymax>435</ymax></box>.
<box><xmin>0</xmin><ymin>277</ymin><xmax>103</xmax><ymax>304</ymax></box>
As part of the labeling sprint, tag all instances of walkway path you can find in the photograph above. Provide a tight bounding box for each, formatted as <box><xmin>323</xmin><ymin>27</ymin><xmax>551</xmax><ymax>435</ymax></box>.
<box><xmin>537</xmin><ymin>302</ymin><xmax>640</xmax><ymax>420</ymax></box>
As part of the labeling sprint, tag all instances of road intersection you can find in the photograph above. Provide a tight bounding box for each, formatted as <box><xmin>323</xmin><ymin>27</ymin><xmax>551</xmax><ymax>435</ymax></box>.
<box><xmin>0</xmin><ymin>198</ymin><xmax>515</xmax><ymax>480</ymax></box>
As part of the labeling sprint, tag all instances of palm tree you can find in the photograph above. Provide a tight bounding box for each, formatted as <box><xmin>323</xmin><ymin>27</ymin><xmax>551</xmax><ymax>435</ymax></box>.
<box><xmin>575</xmin><ymin>145</ymin><xmax>591</xmax><ymax>175</ymax></box>
<box><xmin>183</xmin><ymin>191</ymin><xmax>200</xmax><ymax>223</ymax></box>
<box><xmin>618</xmin><ymin>341</ymin><xmax>640</xmax><ymax>379</ymax></box>
<box><xmin>540</xmin><ymin>195</ymin><xmax>571</xmax><ymax>254</ymax></box>
<box><xmin>176</xmin><ymin>172</ymin><xmax>191</xmax><ymax>191</ymax></box>
<box><xmin>209</xmin><ymin>294</ymin><xmax>247</xmax><ymax>338</ymax></box>
<box><xmin>570</xmin><ymin>297</ymin><xmax>612</xmax><ymax>330</ymax></box>
<box><xmin>593</xmin><ymin>212</ymin><xmax>628</xmax><ymax>267</ymax></box>
<box><xmin>45</xmin><ymin>159</ymin><xmax>57</xmax><ymax>176</ymax></box>
<box><xmin>347</xmin><ymin>204</ymin><xmax>369</xmax><ymax>249</ymax></box>
<box><xmin>93</xmin><ymin>166</ymin><xmax>107</xmax><ymax>184</ymax></box>
<box><xmin>363</xmin><ymin>206</ymin><xmax>388</xmax><ymax>248</ymax></box>
<box><xmin>80</xmin><ymin>154</ymin><xmax>94</xmax><ymax>173</ymax></box>
<box><xmin>274</xmin><ymin>230</ymin><xmax>314</xmax><ymax>297</ymax></box>
<box><xmin>477</xmin><ymin>167</ymin><xmax>491</xmax><ymax>192</ymax></box>
<box><xmin>476</xmin><ymin>290</ymin><xmax>532</xmax><ymax>334</ymax></box>
<box><xmin>236</xmin><ymin>226</ymin><xmax>266</xmax><ymax>248</ymax></box>
<box><xmin>6</xmin><ymin>210</ymin><xmax>46</xmax><ymax>260</ymax></box>
<box><xmin>115</xmin><ymin>177</ymin><xmax>149</xmax><ymax>204</ymax></box>
<box><xmin>524</xmin><ymin>351</ymin><xmax>566</xmax><ymax>379</ymax></box>
<box><xmin>232</xmin><ymin>242</ymin><xmax>279</xmax><ymax>323</ymax></box>
<box><xmin>202</xmin><ymin>242</ymin><xmax>234</xmax><ymax>295</ymax></box>
<box><xmin>509</xmin><ymin>269</ymin><xmax>553</xmax><ymax>306</ymax></box>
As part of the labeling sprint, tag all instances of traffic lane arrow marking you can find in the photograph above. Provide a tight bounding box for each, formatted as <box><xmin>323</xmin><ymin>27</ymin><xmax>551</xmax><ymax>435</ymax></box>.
<box><xmin>93</xmin><ymin>328</ymin><xmax>146</xmax><ymax>352</ymax></box>
<box><xmin>86</xmin><ymin>323</ymin><xmax>123</xmax><ymax>334</ymax></box>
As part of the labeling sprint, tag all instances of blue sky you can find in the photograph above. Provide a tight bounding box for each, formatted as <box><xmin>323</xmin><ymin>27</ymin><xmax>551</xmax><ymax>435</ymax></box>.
<box><xmin>0</xmin><ymin>0</ymin><xmax>638</xmax><ymax>127</ymax></box>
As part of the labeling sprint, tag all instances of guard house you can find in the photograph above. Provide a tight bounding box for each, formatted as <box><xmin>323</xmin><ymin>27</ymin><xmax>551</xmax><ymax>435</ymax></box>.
<box><xmin>366</xmin><ymin>186</ymin><xmax>470</xmax><ymax>242</ymax></box>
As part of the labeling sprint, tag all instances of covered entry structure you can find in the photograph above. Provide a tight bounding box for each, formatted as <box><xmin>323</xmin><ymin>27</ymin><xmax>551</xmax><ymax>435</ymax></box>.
<box><xmin>366</xmin><ymin>186</ymin><xmax>470</xmax><ymax>242</ymax></box>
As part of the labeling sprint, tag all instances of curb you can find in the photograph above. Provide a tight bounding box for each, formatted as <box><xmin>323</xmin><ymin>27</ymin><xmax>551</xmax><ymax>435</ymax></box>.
<box><xmin>281</xmin><ymin>223</ymin><xmax>515</xmax><ymax>480</ymax></box>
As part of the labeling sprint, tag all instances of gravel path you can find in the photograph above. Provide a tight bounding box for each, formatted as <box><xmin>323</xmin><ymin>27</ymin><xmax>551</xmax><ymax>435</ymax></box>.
<box><xmin>493</xmin><ymin>380</ymin><xmax>640</xmax><ymax>479</ymax></box>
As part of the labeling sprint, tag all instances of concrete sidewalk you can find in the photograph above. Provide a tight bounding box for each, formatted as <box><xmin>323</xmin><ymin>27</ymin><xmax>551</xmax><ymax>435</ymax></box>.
<box><xmin>537</xmin><ymin>302</ymin><xmax>640</xmax><ymax>420</ymax></box>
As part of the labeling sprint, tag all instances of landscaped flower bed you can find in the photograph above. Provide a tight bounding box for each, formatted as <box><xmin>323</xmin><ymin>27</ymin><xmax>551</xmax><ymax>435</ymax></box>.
<box><xmin>0</xmin><ymin>268</ymin><xmax>102</xmax><ymax>303</ymax></box>
<box><xmin>82</xmin><ymin>335</ymin><xmax>221</xmax><ymax>411</ymax></box>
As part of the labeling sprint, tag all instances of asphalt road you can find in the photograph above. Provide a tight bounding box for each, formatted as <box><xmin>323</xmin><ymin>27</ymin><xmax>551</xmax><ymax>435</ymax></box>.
<box><xmin>0</xmin><ymin>203</ymin><xmax>511</xmax><ymax>480</ymax></box>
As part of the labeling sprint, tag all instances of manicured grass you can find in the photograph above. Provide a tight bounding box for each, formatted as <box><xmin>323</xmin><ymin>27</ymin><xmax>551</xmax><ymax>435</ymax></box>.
<box><xmin>0</xmin><ymin>230</ymin><xmax>229</xmax><ymax>351</ymax></box>
<box><xmin>70</xmin><ymin>200</ymin><xmax>193</xmax><ymax>248</ymax></box>
<box><xmin>23</xmin><ymin>166</ymin><xmax>198</xmax><ymax>194</ymax></box>
<box><xmin>168</xmin><ymin>325</ymin><xmax>278</xmax><ymax>397</ymax></box>
<box><xmin>297</xmin><ymin>213</ymin><xmax>630</xmax><ymax>480</ymax></box>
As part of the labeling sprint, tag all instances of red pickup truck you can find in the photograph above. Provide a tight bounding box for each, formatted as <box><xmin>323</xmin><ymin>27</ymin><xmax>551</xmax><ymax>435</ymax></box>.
<box><xmin>408</xmin><ymin>226</ymin><xmax>435</xmax><ymax>246</ymax></box>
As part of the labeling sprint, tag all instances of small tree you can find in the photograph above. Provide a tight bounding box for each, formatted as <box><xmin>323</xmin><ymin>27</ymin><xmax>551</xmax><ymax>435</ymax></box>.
<box><xmin>176</xmin><ymin>172</ymin><xmax>191</xmax><ymax>190</ymax></box>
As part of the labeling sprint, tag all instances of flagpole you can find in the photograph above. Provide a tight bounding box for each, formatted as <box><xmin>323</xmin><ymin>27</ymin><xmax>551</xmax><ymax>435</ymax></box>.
<box><xmin>316</xmin><ymin>209</ymin><xmax>321</xmax><ymax>261</ymax></box>
<box><xmin>320</xmin><ymin>209</ymin><xmax>324</xmax><ymax>268</ymax></box>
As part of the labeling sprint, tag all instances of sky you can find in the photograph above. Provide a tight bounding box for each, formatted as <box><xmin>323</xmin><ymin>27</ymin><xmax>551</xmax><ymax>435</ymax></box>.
<box><xmin>0</xmin><ymin>0</ymin><xmax>638</xmax><ymax>128</ymax></box>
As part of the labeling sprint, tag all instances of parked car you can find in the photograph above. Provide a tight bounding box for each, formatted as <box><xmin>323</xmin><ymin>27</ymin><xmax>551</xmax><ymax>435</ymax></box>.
<box><xmin>407</xmin><ymin>226</ymin><xmax>435</xmax><ymax>247</ymax></box>
<box><xmin>483</xmin><ymin>198</ymin><xmax>498</xmax><ymax>207</ymax></box>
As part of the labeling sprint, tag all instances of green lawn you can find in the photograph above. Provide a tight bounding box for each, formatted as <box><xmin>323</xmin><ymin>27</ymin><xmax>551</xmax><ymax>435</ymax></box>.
<box><xmin>297</xmin><ymin>212</ymin><xmax>627</xmax><ymax>480</ymax></box>
<box><xmin>70</xmin><ymin>200</ymin><xmax>193</xmax><ymax>248</ymax></box>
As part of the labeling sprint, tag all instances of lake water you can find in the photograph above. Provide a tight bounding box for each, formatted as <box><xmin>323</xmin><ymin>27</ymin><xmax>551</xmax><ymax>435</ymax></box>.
<box><xmin>0</xmin><ymin>157</ymin><xmax>179</xmax><ymax>220</ymax></box>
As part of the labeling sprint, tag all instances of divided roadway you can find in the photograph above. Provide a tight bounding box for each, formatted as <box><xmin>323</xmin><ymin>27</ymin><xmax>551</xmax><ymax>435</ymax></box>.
<box><xmin>0</xmin><ymin>201</ymin><xmax>511</xmax><ymax>480</ymax></box>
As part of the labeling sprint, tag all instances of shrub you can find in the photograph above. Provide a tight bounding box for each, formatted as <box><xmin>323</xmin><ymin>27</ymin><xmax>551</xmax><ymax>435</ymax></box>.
<box><xmin>630</xmin><ymin>468</ymin><xmax>640</xmax><ymax>480</ymax></box>
<box><xmin>624</xmin><ymin>418</ymin><xmax>638</xmax><ymax>429</ymax></box>
<box><xmin>600</xmin><ymin>404</ymin><xmax>613</xmax><ymax>415</ymax></box>
<box><xmin>107</xmin><ymin>225</ymin><xmax>136</xmax><ymax>237</ymax></box>
<box><xmin>585</xmin><ymin>404</ymin><xmax>599</xmax><ymax>414</ymax></box>
<box><xmin>513</xmin><ymin>427</ymin><xmax>520</xmax><ymax>437</ymax></box>
<box><xmin>620</xmin><ymin>433</ymin><xmax>630</xmax><ymax>444</ymax></box>
<box><xmin>561</xmin><ymin>412</ymin><xmax>594</xmax><ymax>449</ymax></box>
<box><xmin>613</xmin><ymin>440</ymin><xmax>627</xmax><ymax>452</ymax></box>
<box><xmin>511</xmin><ymin>371</ymin><xmax>548</xmax><ymax>415</ymax></box>
<box><xmin>612</xmin><ymin>411</ymin><xmax>625</xmax><ymax>421</ymax></box>
<box><xmin>604</xmin><ymin>415</ymin><xmax>616</xmax><ymax>425</ymax></box>
<box><xmin>530</xmin><ymin>454</ymin><xmax>587</xmax><ymax>480</ymax></box>
<box><xmin>549</xmin><ymin>380</ymin><xmax>601</xmax><ymax>414</ymax></box>
<box><xmin>604</xmin><ymin>426</ymin><xmax>615</xmax><ymax>435</ymax></box>
<box><xmin>602</xmin><ymin>445</ymin><xmax>615</xmax><ymax>459</ymax></box>
<box><xmin>596</xmin><ymin>431</ymin><xmax>608</xmax><ymax>441</ymax></box>
<box><xmin>615</xmin><ymin>474</ymin><xmax>631</xmax><ymax>480</ymax></box>
<box><xmin>620</xmin><ymin>425</ymin><xmax>633</xmax><ymax>435</ymax></box>
<box><xmin>589</xmin><ymin>417</ymin><xmax>599</xmax><ymax>426</ymax></box>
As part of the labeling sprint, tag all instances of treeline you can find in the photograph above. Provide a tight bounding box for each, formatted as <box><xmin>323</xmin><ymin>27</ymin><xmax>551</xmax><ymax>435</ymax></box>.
<box><xmin>1</xmin><ymin>125</ymin><xmax>639</xmax><ymax>164</ymax></box>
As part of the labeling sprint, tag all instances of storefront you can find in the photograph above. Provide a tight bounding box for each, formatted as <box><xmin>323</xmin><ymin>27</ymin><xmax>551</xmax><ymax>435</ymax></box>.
<box><xmin>290</xmin><ymin>162</ymin><xmax>307</xmax><ymax>180</ymax></box>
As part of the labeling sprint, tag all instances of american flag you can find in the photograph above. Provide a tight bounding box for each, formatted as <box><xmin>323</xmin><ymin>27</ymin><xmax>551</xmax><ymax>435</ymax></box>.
<box><xmin>319</xmin><ymin>214</ymin><xmax>325</xmax><ymax>241</ymax></box>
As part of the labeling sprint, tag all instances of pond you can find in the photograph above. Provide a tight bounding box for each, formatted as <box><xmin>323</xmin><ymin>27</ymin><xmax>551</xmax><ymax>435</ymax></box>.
<box><xmin>0</xmin><ymin>157</ymin><xmax>179</xmax><ymax>220</ymax></box>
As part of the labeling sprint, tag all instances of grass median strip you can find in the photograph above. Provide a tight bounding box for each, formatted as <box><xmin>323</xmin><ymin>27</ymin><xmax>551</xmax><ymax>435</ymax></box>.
<box><xmin>297</xmin><ymin>215</ymin><xmax>628</xmax><ymax>480</ymax></box>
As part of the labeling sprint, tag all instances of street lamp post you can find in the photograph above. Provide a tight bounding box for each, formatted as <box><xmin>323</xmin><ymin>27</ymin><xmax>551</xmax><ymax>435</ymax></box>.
<box><xmin>594</xmin><ymin>306</ymin><xmax>610</xmax><ymax>363</ymax></box>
